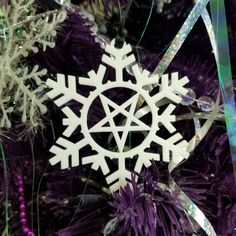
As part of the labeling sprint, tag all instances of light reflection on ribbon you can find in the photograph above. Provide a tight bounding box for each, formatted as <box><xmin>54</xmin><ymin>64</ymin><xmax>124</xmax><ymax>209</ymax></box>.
<box><xmin>187</xmin><ymin>93</ymin><xmax>220</xmax><ymax>154</ymax></box>
<box><xmin>188</xmin><ymin>108</ymin><xmax>202</xmax><ymax>149</ymax></box>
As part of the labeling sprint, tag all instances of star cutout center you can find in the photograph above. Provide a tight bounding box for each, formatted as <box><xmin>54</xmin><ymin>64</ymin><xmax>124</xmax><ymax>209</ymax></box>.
<box><xmin>89</xmin><ymin>93</ymin><xmax>151</xmax><ymax>152</ymax></box>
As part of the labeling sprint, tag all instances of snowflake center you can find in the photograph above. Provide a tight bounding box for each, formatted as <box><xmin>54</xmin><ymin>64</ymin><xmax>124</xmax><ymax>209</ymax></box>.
<box><xmin>88</xmin><ymin>88</ymin><xmax>151</xmax><ymax>153</ymax></box>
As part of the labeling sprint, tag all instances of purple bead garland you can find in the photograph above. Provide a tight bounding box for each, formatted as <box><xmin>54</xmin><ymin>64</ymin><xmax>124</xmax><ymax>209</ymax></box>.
<box><xmin>16</xmin><ymin>175</ymin><xmax>35</xmax><ymax>236</ymax></box>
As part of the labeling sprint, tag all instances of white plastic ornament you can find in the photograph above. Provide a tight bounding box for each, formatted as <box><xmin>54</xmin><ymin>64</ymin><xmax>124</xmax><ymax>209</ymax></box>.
<box><xmin>46</xmin><ymin>39</ymin><xmax>190</xmax><ymax>192</ymax></box>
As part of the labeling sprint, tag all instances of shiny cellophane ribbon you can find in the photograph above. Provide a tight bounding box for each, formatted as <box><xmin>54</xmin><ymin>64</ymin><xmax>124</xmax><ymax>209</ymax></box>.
<box><xmin>210</xmin><ymin>0</ymin><xmax>236</xmax><ymax>166</ymax></box>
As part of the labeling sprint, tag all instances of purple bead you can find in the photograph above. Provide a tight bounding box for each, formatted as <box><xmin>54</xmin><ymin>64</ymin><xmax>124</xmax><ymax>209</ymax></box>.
<box><xmin>17</xmin><ymin>175</ymin><xmax>22</xmax><ymax>181</ymax></box>
<box><xmin>21</xmin><ymin>218</ymin><xmax>27</xmax><ymax>224</ymax></box>
<box><xmin>20</xmin><ymin>212</ymin><xmax>26</xmax><ymax>218</ymax></box>
<box><xmin>180</xmin><ymin>88</ymin><xmax>196</xmax><ymax>106</ymax></box>
<box><xmin>18</xmin><ymin>187</ymin><xmax>24</xmax><ymax>193</ymax></box>
<box><xmin>20</xmin><ymin>204</ymin><xmax>25</xmax><ymax>211</ymax></box>
<box><xmin>197</xmin><ymin>96</ymin><xmax>214</xmax><ymax>112</ymax></box>
<box><xmin>17</xmin><ymin>179</ymin><xmax>23</xmax><ymax>186</ymax></box>
<box><xmin>19</xmin><ymin>196</ymin><xmax>25</xmax><ymax>202</ymax></box>
<box><xmin>27</xmin><ymin>232</ymin><xmax>35</xmax><ymax>236</ymax></box>
<box><xmin>23</xmin><ymin>227</ymin><xmax>30</xmax><ymax>233</ymax></box>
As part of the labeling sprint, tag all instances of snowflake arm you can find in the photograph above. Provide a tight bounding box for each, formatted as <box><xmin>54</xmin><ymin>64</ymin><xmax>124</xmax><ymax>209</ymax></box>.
<box><xmin>46</xmin><ymin>74</ymin><xmax>86</xmax><ymax>106</ymax></box>
<box><xmin>0</xmin><ymin>97</ymin><xmax>14</xmax><ymax>128</ymax></box>
<box><xmin>134</xmin><ymin>72</ymin><xmax>189</xmax><ymax>120</ymax></box>
<box><xmin>49</xmin><ymin>138</ymin><xmax>87</xmax><ymax>169</ymax></box>
<box><xmin>13</xmin><ymin>68</ymin><xmax>48</xmax><ymax>112</ymax></box>
<box><xmin>158</xmin><ymin>104</ymin><xmax>176</xmax><ymax>133</ymax></box>
<box><xmin>0</xmin><ymin>65</ymin><xmax>48</xmax><ymax>126</ymax></box>
<box><xmin>79</xmin><ymin>65</ymin><xmax>106</xmax><ymax>87</ymax></box>
<box><xmin>82</xmin><ymin>154</ymin><xmax>110</xmax><ymax>175</ymax></box>
<box><xmin>104</xmin><ymin>41</ymin><xmax>133</xmax><ymax>60</ymax></box>
<box><xmin>152</xmin><ymin>72</ymin><xmax>189</xmax><ymax>103</ymax></box>
<box><xmin>19</xmin><ymin>87</ymin><xmax>48</xmax><ymax>124</ymax></box>
<box><xmin>102</xmin><ymin>40</ymin><xmax>135</xmax><ymax>82</ymax></box>
<box><xmin>102</xmin><ymin>53</ymin><xmax>135</xmax><ymax>70</ymax></box>
<box><xmin>62</xmin><ymin>107</ymin><xmax>81</xmax><ymax>137</ymax></box>
<box><xmin>106</xmin><ymin>157</ymin><xmax>132</xmax><ymax>192</ymax></box>
<box><xmin>132</xmin><ymin>64</ymin><xmax>159</xmax><ymax>87</ymax></box>
<box><xmin>12</xmin><ymin>65</ymin><xmax>47</xmax><ymax>86</ymax></box>
<box><xmin>134</xmin><ymin>152</ymin><xmax>160</xmax><ymax>173</ymax></box>
<box><xmin>153</xmin><ymin>133</ymin><xmax>189</xmax><ymax>163</ymax></box>
<box><xmin>10</xmin><ymin>11</ymin><xmax>66</xmax><ymax>59</ymax></box>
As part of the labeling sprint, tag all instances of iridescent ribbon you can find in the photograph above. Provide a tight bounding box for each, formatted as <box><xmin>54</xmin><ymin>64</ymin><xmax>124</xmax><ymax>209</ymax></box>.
<box><xmin>169</xmin><ymin>178</ymin><xmax>217</xmax><ymax>236</ymax></box>
<box><xmin>210</xmin><ymin>0</ymin><xmax>236</xmax><ymax>165</ymax></box>
<box><xmin>153</xmin><ymin>0</ymin><xmax>209</xmax><ymax>75</ymax></box>
<box><xmin>131</xmin><ymin>0</ymin><xmax>230</xmax><ymax>234</ymax></box>
<box><xmin>135</xmin><ymin>0</ymin><xmax>210</xmax><ymax>119</ymax></box>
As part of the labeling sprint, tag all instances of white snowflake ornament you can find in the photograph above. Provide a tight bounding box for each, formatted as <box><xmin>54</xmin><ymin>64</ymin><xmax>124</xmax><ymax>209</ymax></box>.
<box><xmin>46</xmin><ymin>39</ymin><xmax>190</xmax><ymax>192</ymax></box>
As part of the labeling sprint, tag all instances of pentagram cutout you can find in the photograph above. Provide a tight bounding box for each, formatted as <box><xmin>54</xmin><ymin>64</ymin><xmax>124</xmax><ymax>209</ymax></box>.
<box><xmin>89</xmin><ymin>92</ymin><xmax>151</xmax><ymax>152</ymax></box>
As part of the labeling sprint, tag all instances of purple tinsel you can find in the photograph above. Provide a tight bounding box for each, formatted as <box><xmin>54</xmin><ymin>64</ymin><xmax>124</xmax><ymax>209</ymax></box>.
<box><xmin>110</xmin><ymin>173</ymin><xmax>192</xmax><ymax>236</ymax></box>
